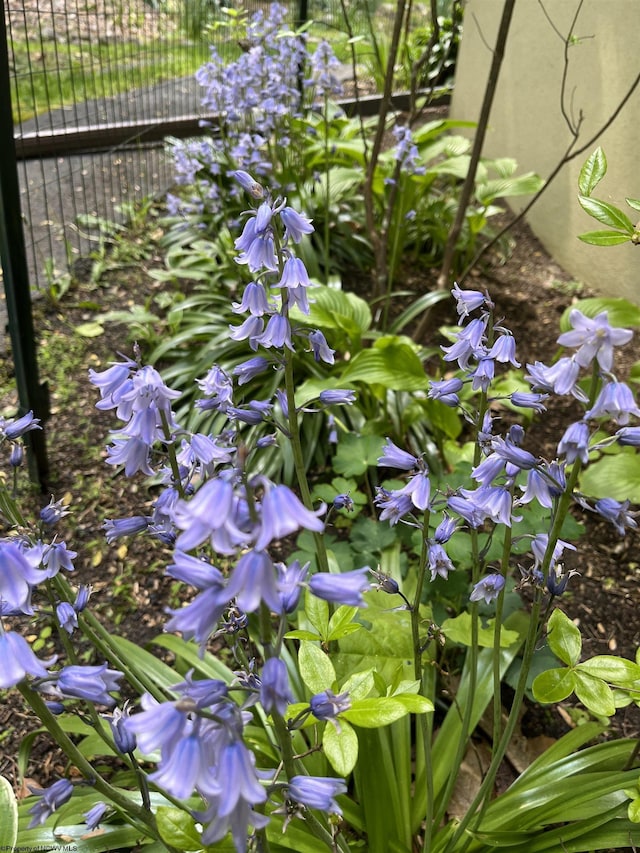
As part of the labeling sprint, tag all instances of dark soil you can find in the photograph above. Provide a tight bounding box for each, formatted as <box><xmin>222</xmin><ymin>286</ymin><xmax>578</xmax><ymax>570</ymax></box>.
<box><xmin>1</xmin><ymin>214</ymin><xmax>640</xmax><ymax>844</ymax></box>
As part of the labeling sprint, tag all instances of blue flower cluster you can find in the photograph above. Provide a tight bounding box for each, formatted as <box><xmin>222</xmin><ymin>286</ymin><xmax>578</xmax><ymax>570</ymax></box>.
<box><xmin>167</xmin><ymin>4</ymin><xmax>343</xmax><ymax>226</ymax></box>
<box><xmin>374</xmin><ymin>284</ymin><xmax>639</xmax><ymax>602</ymax></box>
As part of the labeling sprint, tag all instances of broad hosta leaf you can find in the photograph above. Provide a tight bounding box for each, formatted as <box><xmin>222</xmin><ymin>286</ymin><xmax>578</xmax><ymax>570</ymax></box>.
<box><xmin>579</xmin><ymin>452</ymin><xmax>640</xmax><ymax>502</ymax></box>
<box><xmin>546</xmin><ymin>608</ymin><xmax>582</xmax><ymax>666</ymax></box>
<box><xmin>340</xmin><ymin>341</ymin><xmax>427</xmax><ymax>390</ymax></box>
<box><xmin>578</xmin><ymin>230</ymin><xmax>631</xmax><ymax>246</ymax></box>
<box><xmin>532</xmin><ymin>667</ymin><xmax>577</xmax><ymax>704</ymax></box>
<box><xmin>560</xmin><ymin>296</ymin><xmax>640</xmax><ymax>330</ymax></box>
<box><xmin>578</xmin><ymin>195</ymin><xmax>635</xmax><ymax>232</ymax></box>
<box><xmin>323</xmin><ymin>718</ymin><xmax>358</xmax><ymax>775</ymax></box>
<box><xmin>578</xmin><ymin>147</ymin><xmax>607</xmax><ymax>196</ymax></box>
<box><xmin>301</xmin><ymin>285</ymin><xmax>371</xmax><ymax>342</ymax></box>
<box><xmin>441</xmin><ymin>612</ymin><xmax>520</xmax><ymax>648</ymax></box>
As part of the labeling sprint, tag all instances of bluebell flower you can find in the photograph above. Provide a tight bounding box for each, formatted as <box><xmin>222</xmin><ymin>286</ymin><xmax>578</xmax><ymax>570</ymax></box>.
<box><xmin>470</xmin><ymin>573</ymin><xmax>505</xmax><ymax>604</ymax></box>
<box><xmin>280</xmin><ymin>206</ymin><xmax>314</xmax><ymax>243</ymax></box>
<box><xmin>232</xmin><ymin>281</ymin><xmax>271</xmax><ymax>316</ymax></box>
<box><xmin>434</xmin><ymin>514</ymin><xmax>458</xmax><ymax>544</ymax></box>
<box><xmin>276</xmin><ymin>559</ymin><xmax>308</xmax><ymax>613</ymax></box>
<box><xmin>173</xmin><ymin>478</ymin><xmax>236</xmax><ymax>552</ymax></box>
<box><xmin>377</xmin><ymin>438</ymin><xmax>418</xmax><ymax>470</ymax></box>
<box><xmin>375</xmin><ymin>487</ymin><xmax>415</xmax><ymax>525</ymax></box>
<box><xmin>56</xmin><ymin>664</ymin><xmax>123</xmax><ymax>707</ymax></box>
<box><xmin>525</xmin><ymin>357</ymin><xmax>582</xmax><ymax>398</ymax></box>
<box><xmin>333</xmin><ymin>493</ymin><xmax>354</xmax><ymax>511</ymax></box>
<box><xmin>124</xmin><ymin>694</ymin><xmax>190</xmax><ymax>756</ymax></box>
<box><xmin>105</xmin><ymin>437</ymin><xmax>154</xmax><ymax>477</ymax></box>
<box><xmin>0</xmin><ymin>540</ymin><xmax>42</xmax><ymax>614</ymax></box>
<box><xmin>233</xmin><ymin>356</ymin><xmax>270</xmax><ymax>385</ymax></box>
<box><xmin>594</xmin><ymin>498</ymin><xmax>638</xmax><ymax>536</ymax></box>
<box><xmin>470</xmin><ymin>357</ymin><xmax>495</xmax><ymax>393</ymax></box>
<box><xmin>451</xmin><ymin>283</ymin><xmax>488</xmax><ymax>318</ymax></box>
<box><xmin>254</xmin><ymin>485</ymin><xmax>324</xmax><ymax>552</ymax></box>
<box><xmin>1</xmin><ymin>410</ymin><xmax>41</xmax><ymax>440</ymax></box>
<box><xmin>234</xmin><ymin>217</ymin><xmax>278</xmax><ymax>272</ymax></box>
<box><xmin>149</xmin><ymin>721</ymin><xmax>219</xmax><ymax>800</ymax></box>
<box><xmin>557</xmin><ymin>421</ymin><xmax>590</xmax><ymax>464</ymax></box>
<box><xmin>109</xmin><ymin>704</ymin><xmax>137</xmax><ymax>754</ymax></box>
<box><xmin>519</xmin><ymin>467</ymin><xmax>555</xmax><ymax>509</ymax></box>
<box><xmin>0</xmin><ymin>629</ymin><xmax>55</xmax><ymax>688</ymax></box>
<box><xmin>471</xmin><ymin>452</ymin><xmax>506</xmax><ymax>486</ymax></box>
<box><xmin>427</xmin><ymin>542</ymin><xmax>455</xmax><ymax>581</ymax></box>
<box><xmin>442</xmin><ymin>316</ymin><xmax>488</xmax><ymax>370</ymax></box>
<box><xmin>226</xmin><ymin>550</ymin><xmax>281</xmax><ymax>613</ymax></box>
<box><xmin>459</xmin><ymin>485</ymin><xmax>517</xmax><ymax>526</ymax></box>
<box><xmin>447</xmin><ymin>493</ymin><xmax>490</xmax><ymax>528</ymax></box>
<box><xmin>308</xmin><ymin>330</ymin><xmax>335</xmax><ymax>365</ymax></box>
<box><xmin>616</xmin><ymin>426</ymin><xmax>640</xmax><ymax>446</ymax></box>
<box><xmin>40</xmin><ymin>497</ymin><xmax>70</xmax><ymax>526</ymax></box>
<box><xmin>166</xmin><ymin>550</ymin><xmax>225</xmax><ymax>589</ymax></box>
<box><xmin>399</xmin><ymin>471</ymin><xmax>431</xmax><ymax>511</ymax></box>
<box><xmin>165</xmin><ymin>586</ymin><xmax>231</xmax><ymax>651</ymax></box>
<box><xmin>530</xmin><ymin>534</ymin><xmax>576</xmax><ymax>573</ymax></box>
<box><xmin>9</xmin><ymin>443</ymin><xmax>24</xmax><ymax>467</ymax></box>
<box><xmin>254</xmin><ymin>314</ymin><xmax>294</xmax><ymax>350</ymax></box>
<box><xmin>370</xmin><ymin>568</ymin><xmax>400</xmax><ymax>594</ymax></box>
<box><xmin>198</xmin><ymin>797</ymin><xmax>269</xmax><ymax>851</ymax></box>
<box><xmin>546</xmin><ymin>564</ymin><xmax>579</xmax><ymax>596</ymax></box>
<box><xmin>288</xmin><ymin>775</ymin><xmax>347</xmax><ymax>814</ymax></box>
<box><xmin>196</xmin><ymin>365</ymin><xmax>234</xmax><ymax>410</ymax></box>
<box><xmin>428</xmin><ymin>377</ymin><xmax>464</xmax><ymax>406</ymax></box>
<box><xmin>74</xmin><ymin>584</ymin><xmax>92</xmax><ymax>612</ymax></box>
<box><xmin>318</xmin><ymin>389</ymin><xmax>356</xmax><ymax>406</ymax></box>
<box><xmin>557</xmin><ymin>309</ymin><xmax>632</xmax><ymax>371</ymax></box>
<box><xmin>214</xmin><ymin>740</ymin><xmax>267</xmax><ymax>817</ymax></box>
<box><xmin>308</xmin><ymin>567</ymin><xmax>370</xmax><ymax>607</ymax></box>
<box><xmin>173</xmin><ymin>673</ymin><xmax>229</xmax><ymax>710</ymax></box>
<box><xmin>488</xmin><ymin>333</ymin><xmax>520</xmax><ymax>367</ymax></box>
<box><xmin>492</xmin><ymin>437</ymin><xmax>537</xmax><ymax>470</ymax></box>
<box><xmin>103</xmin><ymin>516</ymin><xmax>150</xmax><ymax>544</ymax></box>
<box><xmin>509</xmin><ymin>391</ymin><xmax>548</xmax><ymax>412</ymax></box>
<box><xmin>56</xmin><ymin>602</ymin><xmax>77</xmax><ymax>634</ymax></box>
<box><xmin>230</xmin><ymin>170</ymin><xmax>265</xmax><ymax>198</ymax></box>
<box><xmin>310</xmin><ymin>689</ymin><xmax>351</xmax><ymax>721</ymax></box>
<box><xmin>585</xmin><ymin>381</ymin><xmax>640</xmax><ymax>425</ymax></box>
<box><xmin>259</xmin><ymin>657</ymin><xmax>293</xmax><ymax>716</ymax></box>
<box><xmin>84</xmin><ymin>801</ymin><xmax>108</xmax><ymax>831</ymax></box>
<box><xmin>27</xmin><ymin>779</ymin><xmax>74</xmax><ymax>828</ymax></box>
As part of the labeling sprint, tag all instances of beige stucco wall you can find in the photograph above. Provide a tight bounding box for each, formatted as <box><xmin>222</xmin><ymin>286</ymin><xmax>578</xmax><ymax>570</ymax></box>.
<box><xmin>451</xmin><ymin>0</ymin><xmax>640</xmax><ymax>301</ymax></box>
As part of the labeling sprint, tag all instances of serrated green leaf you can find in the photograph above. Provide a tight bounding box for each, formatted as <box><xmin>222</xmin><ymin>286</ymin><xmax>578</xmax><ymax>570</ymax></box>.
<box><xmin>0</xmin><ymin>776</ymin><xmax>17</xmax><ymax>849</ymax></box>
<box><xmin>573</xmin><ymin>671</ymin><xmax>616</xmax><ymax>716</ymax></box>
<box><xmin>532</xmin><ymin>667</ymin><xmax>577</xmax><ymax>703</ymax></box>
<box><xmin>323</xmin><ymin>719</ymin><xmax>358</xmax><ymax>775</ymax></box>
<box><xmin>156</xmin><ymin>806</ymin><xmax>203</xmax><ymax>850</ymax></box>
<box><xmin>578</xmin><ymin>195</ymin><xmax>635</xmax><ymax>232</ymax></box>
<box><xmin>578</xmin><ymin>230</ymin><xmax>631</xmax><ymax>246</ymax></box>
<box><xmin>578</xmin><ymin>147</ymin><xmax>607</xmax><ymax>196</ymax></box>
<box><xmin>299</xmin><ymin>641</ymin><xmax>336</xmax><ymax>694</ymax></box>
<box><xmin>547</xmin><ymin>608</ymin><xmax>582</xmax><ymax>666</ymax></box>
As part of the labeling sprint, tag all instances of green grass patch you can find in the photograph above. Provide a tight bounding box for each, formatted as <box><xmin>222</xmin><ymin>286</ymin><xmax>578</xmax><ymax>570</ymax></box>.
<box><xmin>11</xmin><ymin>38</ymin><xmax>212</xmax><ymax>123</ymax></box>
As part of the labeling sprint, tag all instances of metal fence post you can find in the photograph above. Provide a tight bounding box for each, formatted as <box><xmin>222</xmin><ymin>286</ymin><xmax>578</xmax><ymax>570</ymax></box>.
<box><xmin>0</xmin><ymin>2</ymin><xmax>49</xmax><ymax>488</ymax></box>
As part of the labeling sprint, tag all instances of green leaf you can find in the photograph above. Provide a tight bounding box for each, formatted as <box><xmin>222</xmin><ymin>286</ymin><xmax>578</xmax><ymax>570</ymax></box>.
<box><xmin>578</xmin><ymin>147</ymin><xmax>607</xmax><ymax>196</ymax></box>
<box><xmin>0</xmin><ymin>776</ymin><xmax>17</xmax><ymax>849</ymax></box>
<box><xmin>342</xmin><ymin>697</ymin><xmax>410</xmax><ymax>727</ymax></box>
<box><xmin>577</xmin><ymin>655</ymin><xmax>640</xmax><ymax>686</ymax></box>
<box><xmin>578</xmin><ymin>229</ymin><xmax>631</xmax><ymax>246</ymax></box>
<box><xmin>328</xmin><ymin>606</ymin><xmax>361</xmax><ymax>642</ymax></box>
<box><xmin>298</xmin><ymin>641</ymin><xmax>336</xmax><ymax>694</ymax></box>
<box><xmin>333</xmin><ymin>434</ymin><xmax>385</xmax><ymax>478</ymax></box>
<box><xmin>74</xmin><ymin>321</ymin><xmax>104</xmax><ymax>337</ymax></box>
<box><xmin>579</xmin><ymin>452</ymin><xmax>640</xmax><ymax>502</ymax></box>
<box><xmin>441</xmin><ymin>612</ymin><xmax>520</xmax><ymax>648</ymax></box>
<box><xmin>340</xmin><ymin>668</ymin><xmax>375</xmax><ymax>702</ymax></box>
<box><xmin>301</xmin><ymin>285</ymin><xmax>371</xmax><ymax>342</ymax></box>
<box><xmin>626</xmin><ymin>197</ymin><xmax>640</xmax><ymax>213</ymax></box>
<box><xmin>391</xmin><ymin>693</ymin><xmax>434</xmax><ymax>714</ymax></box>
<box><xmin>284</xmin><ymin>629</ymin><xmax>322</xmax><ymax>641</ymax></box>
<box><xmin>323</xmin><ymin>719</ymin><xmax>358</xmax><ymax>775</ymax></box>
<box><xmin>629</xmin><ymin>797</ymin><xmax>640</xmax><ymax>823</ymax></box>
<box><xmin>340</xmin><ymin>341</ymin><xmax>427</xmax><ymax>391</ymax></box>
<box><xmin>573</xmin><ymin>671</ymin><xmax>616</xmax><ymax>716</ymax></box>
<box><xmin>304</xmin><ymin>589</ymin><xmax>330</xmax><ymax>638</ymax></box>
<box><xmin>546</xmin><ymin>608</ymin><xmax>582</xmax><ymax>666</ymax></box>
<box><xmin>156</xmin><ymin>806</ymin><xmax>203</xmax><ymax>850</ymax></box>
<box><xmin>532</xmin><ymin>667</ymin><xmax>577</xmax><ymax>703</ymax></box>
<box><xmin>578</xmin><ymin>195</ymin><xmax>635</xmax><ymax>232</ymax></box>
<box><xmin>387</xmin><ymin>289</ymin><xmax>449</xmax><ymax>335</ymax></box>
